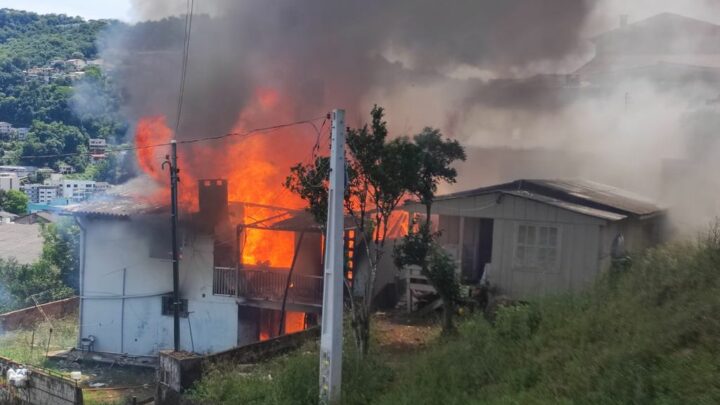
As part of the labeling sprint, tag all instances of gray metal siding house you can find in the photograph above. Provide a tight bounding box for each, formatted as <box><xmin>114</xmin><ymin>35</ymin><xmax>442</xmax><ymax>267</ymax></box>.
<box><xmin>403</xmin><ymin>179</ymin><xmax>665</xmax><ymax>299</ymax></box>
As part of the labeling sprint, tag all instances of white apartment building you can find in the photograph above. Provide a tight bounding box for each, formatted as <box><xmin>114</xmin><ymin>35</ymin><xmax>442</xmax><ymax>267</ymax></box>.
<box><xmin>61</xmin><ymin>180</ymin><xmax>97</xmax><ymax>201</ymax></box>
<box><xmin>23</xmin><ymin>184</ymin><xmax>60</xmax><ymax>204</ymax></box>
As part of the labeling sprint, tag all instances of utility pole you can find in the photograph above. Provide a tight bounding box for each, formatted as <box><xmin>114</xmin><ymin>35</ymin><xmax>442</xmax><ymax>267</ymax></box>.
<box><xmin>163</xmin><ymin>140</ymin><xmax>181</xmax><ymax>352</ymax></box>
<box><xmin>319</xmin><ymin>109</ymin><xmax>345</xmax><ymax>404</ymax></box>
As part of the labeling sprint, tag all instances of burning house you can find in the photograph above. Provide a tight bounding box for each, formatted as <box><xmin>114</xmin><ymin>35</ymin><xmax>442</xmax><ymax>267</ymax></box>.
<box><xmin>68</xmin><ymin>178</ymin><xmax>327</xmax><ymax>356</ymax></box>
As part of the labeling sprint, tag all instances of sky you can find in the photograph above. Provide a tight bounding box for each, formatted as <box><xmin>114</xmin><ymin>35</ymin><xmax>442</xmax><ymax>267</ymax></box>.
<box><xmin>2</xmin><ymin>0</ymin><xmax>133</xmax><ymax>21</ymax></box>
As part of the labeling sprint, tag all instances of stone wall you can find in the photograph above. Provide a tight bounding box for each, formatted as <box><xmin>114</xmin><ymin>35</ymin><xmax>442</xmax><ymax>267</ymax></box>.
<box><xmin>0</xmin><ymin>355</ymin><xmax>83</xmax><ymax>405</ymax></box>
<box><xmin>0</xmin><ymin>297</ymin><xmax>78</xmax><ymax>333</ymax></box>
<box><xmin>156</xmin><ymin>327</ymin><xmax>320</xmax><ymax>405</ymax></box>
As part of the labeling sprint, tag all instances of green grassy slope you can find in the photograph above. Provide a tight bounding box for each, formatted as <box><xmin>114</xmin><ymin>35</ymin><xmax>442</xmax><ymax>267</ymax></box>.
<box><xmin>190</xmin><ymin>230</ymin><xmax>720</xmax><ymax>404</ymax></box>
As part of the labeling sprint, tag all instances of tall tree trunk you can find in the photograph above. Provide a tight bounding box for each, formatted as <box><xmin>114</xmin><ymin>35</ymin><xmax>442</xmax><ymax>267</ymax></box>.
<box><xmin>352</xmin><ymin>304</ymin><xmax>371</xmax><ymax>356</ymax></box>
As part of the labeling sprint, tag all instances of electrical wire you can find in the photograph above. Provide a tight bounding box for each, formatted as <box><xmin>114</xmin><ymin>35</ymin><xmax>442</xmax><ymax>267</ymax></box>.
<box><xmin>18</xmin><ymin>116</ymin><xmax>327</xmax><ymax>160</ymax></box>
<box><xmin>174</xmin><ymin>0</ymin><xmax>194</xmax><ymax>135</ymax></box>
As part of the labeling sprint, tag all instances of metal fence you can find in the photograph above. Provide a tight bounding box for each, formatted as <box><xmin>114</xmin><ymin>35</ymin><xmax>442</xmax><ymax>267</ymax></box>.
<box><xmin>213</xmin><ymin>267</ymin><xmax>323</xmax><ymax>305</ymax></box>
<box><xmin>213</xmin><ymin>267</ymin><xmax>238</xmax><ymax>296</ymax></box>
<box><xmin>239</xmin><ymin>268</ymin><xmax>323</xmax><ymax>305</ymax></box>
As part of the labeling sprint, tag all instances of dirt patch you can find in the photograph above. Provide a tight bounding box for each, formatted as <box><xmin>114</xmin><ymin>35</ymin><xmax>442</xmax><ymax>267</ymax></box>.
<box><xmin>373</xmin><ymin>311</ymin><xmax>441</xmax><ymax>356</ymax></box>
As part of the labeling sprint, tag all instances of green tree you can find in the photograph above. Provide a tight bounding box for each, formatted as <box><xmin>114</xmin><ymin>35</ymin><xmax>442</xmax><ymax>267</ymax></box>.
<box><xmin>0</xmin><ymin>189</ymin><xmax>29</xmax><ymax>214</ymax></box>
<box><xmin>393</xmin><ymin>127</ymin><xmax>465</xmax><ymax>333</ymax></box>
<box><xmin>40</xmin><ymin>221</ymin><xmax>80</xmax><ymax>292</ymax></box>
<box><xmin>0</xmin><ymin>258</ymin><xmax>73</xmax><ymax>310</ymax></box>
<box><xmin>20</xmin><ymin>121</ymin><xmax>90</xmax><ymax>171</ymax></box>
<box><xmin>427</xmin><ymin>246</ymin><xmax>462</xmax><ymax>333</ymax></box>
<box><xmin>410</xmin><ymin>127</ymin><xmax>466</xmax><ymax>221</ymax></box>
<box><xmin>285</xmin><ymin>106</ymin><xmax>419</xmax><ymax>356</ymax></box>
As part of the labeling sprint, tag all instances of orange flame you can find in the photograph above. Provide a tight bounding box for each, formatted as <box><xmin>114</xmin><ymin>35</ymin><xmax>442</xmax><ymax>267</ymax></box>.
<box><xmin>134</xmin><ymin>88</ymin><xmax>320</xmax><ymax>269</ymax></box>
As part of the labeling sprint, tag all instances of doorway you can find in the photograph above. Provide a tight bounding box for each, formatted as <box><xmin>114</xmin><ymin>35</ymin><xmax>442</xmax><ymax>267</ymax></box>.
<box><xmin>461</xmin><ymin>218</ymin><xmax>494</xmax><ymax>283</ymax></box>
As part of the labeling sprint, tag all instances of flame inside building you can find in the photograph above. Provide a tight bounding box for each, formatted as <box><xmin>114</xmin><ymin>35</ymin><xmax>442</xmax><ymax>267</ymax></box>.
<box><xmin>134</xmin><ymin>89</ymin><xmax>324</xmax><ymax>340</ymax></box>
<box><xmin>133</xmin><ymin>89</ymin><xmax>411</xmax><ymax>342</ymax></box>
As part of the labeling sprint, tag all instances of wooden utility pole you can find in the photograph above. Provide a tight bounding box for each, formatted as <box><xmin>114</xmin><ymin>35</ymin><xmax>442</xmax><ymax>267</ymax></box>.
<box><xmin>319</xmin><ymin>109</ymin><xmax>345</xmax><ymax>404</ymax></box>
<box><xmin>163</xmin><ymin>140</ymin><xmax>181</xmax><ymax>352</ymax></box>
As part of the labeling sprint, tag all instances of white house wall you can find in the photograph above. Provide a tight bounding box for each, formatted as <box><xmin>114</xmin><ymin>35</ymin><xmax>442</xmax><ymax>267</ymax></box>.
<box><xmin>79</xmin><ymin>216</ymin><xmax>239</xmax><ymax>356</ymax></box>
<box><xmin>406</xmin><ymin>193</ymin><xmax>606</xmax><ymax>299</ymax></box>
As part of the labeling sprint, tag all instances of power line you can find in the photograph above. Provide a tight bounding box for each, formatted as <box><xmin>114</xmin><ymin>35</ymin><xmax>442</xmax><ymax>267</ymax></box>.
<box><xmin>18</xmin><ymin>116</ymin><xmax>327</xmax><ymax>160</ymax></box>
<box><xmin>174</xmin><ymin>0</ymin><xmax>195</xmax><ymax>135</ymax></box>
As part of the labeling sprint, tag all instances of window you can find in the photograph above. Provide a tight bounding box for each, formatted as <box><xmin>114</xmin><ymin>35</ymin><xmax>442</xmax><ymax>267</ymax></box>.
<box><xmin>515</xmin><ymin>224</ymin><xmax>559</xmax><ymax>269</ymax></box>
<box><xmin>161</xmin><ymin>295</ymin><xmax>188</xmax><ymax>317</ymax></box>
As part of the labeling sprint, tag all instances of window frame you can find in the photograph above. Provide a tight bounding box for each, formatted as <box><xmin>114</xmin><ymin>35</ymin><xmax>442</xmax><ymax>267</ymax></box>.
<box><xmin>513</xmin><ymin>223</ymin><xmax>561</xmax><ymax>272</ymax></box>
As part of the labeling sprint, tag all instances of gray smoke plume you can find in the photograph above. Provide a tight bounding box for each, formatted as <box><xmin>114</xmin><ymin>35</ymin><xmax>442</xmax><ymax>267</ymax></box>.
<box><xmin>100</xmin><ymin>0</ymin><xmax>592</xmax><ymax>139</ymax></box>
<box><xmin>88</xmin><ymin>0</ymin><xmax>720</xmax><ymax>232</ymax></box>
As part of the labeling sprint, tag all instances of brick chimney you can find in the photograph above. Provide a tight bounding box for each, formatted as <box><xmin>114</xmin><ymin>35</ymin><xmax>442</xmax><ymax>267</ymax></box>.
<box><xmin>198</xmin><ymin>179</ymin><xmax>228</xmax><ymax>229</ymax></box>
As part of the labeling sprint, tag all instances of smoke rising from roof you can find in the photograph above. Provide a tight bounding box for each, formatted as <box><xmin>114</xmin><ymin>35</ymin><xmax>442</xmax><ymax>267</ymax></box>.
<box><xmin>102</xmin><ymin>0</ymin><xmax>593</xmax><ymax>139</ymax></box>
<box><xmin>88</xmin><ymin>0</ymin><xmax>720</xmax><ymax>233</ymax></box>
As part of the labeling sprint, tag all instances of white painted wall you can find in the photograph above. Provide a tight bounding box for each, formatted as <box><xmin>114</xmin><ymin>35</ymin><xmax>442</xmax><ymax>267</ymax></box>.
<box><xmin>406</xmin><ymin>193</ymin><xmax>609</xmax><ymax>299</ymax></box>
<box><xmin>0</xmin><ymin>173</ymin><xmax>19</xmax><ymax>191</ymax></box>
<box><xmin>79</xmin><ymin>215</ymin><xmax>239</xmax><ymax>356</ymax></box>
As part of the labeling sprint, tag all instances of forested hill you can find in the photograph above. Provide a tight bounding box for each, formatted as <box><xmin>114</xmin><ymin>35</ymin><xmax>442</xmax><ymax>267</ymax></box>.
<box><xmin>0</xmin><ymin>9</ymin><xmax>132</xmax><ymax>183</ymax></box>
<box><xmin>0</xmin><ymin>9</ymin><xmax>105</xmax><ymax>66</ymax></box>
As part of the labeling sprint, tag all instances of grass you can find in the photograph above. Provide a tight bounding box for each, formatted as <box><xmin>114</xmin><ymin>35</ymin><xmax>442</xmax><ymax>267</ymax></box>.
<box><xmin>188</xmin><ymin>228</ymin><xmax>720</xmax><ymax>404</ymax></box>
<box><xmin>0</xmin><ymin>315</ymin><xmax>78</xmax><ymax>367</ymax></box>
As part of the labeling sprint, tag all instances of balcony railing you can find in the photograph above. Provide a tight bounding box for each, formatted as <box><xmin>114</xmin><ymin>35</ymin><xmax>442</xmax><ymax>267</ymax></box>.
<box><xmin>213</xmin><ymin>266</ymin><xmax>238</xmax><ymax>296</ymax></box>
<box><xmin>213</xmin><ymin>267</ymin><xmax>323</xmax><ymax>306</ymax></box>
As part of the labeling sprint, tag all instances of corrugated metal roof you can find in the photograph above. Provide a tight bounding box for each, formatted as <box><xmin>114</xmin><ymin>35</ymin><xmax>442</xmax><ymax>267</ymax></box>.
<box><xmin>503</xmin><ymin>190</ymin><xmax>626</xmax><ymax>221</ymax></box>
<box><xmin>65</xmin><ymin>197</ymin><xmax>166</xmax><ymax>218</ymax></box>
<box><xmin>64</xmin><ymin>176</ymin><xmax>168</xmax><ymax>218</ymax></box>
<box><xmin>435</xmin><ymin>179</ymin><xmax>662</xmax><ymax>220</ymax></box>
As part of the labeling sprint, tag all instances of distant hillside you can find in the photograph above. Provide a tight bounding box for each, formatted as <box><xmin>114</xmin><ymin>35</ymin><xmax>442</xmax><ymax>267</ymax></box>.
<box><xmin>0</xmin><ymin>8</ymin><xmax>108</xmax><ymax>66</ymax></box>
<box><xmin>0</xmin><ymin>9</ymin><xmax>132</xmax><ymax>181</ymax></box>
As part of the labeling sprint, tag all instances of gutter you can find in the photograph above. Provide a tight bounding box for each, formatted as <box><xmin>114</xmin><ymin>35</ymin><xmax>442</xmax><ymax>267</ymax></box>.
<box><xmin>74</xmin><ymin>216</ymin><xmax>87</xmax><ymax>348</ymax></box>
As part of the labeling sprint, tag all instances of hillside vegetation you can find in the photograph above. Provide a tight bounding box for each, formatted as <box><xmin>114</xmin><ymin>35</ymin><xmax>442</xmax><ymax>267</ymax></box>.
<box><xmin>189</xmin><ymin>228</ymin><xmax>720</xmax><ymax>404</ymax></box>
<box><xmin>0</xmin><ymin>9</ymin><xmax>131</xmax><ymax>180</ymax></box>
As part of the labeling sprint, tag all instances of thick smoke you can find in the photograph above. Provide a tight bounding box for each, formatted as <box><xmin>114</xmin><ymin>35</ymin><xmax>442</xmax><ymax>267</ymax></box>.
<box><xmin>88</xmin><ymin>0</ymin><xmax>720</xmax><ymax>233</ymax></box>
<box><xmin>100</xmin><ymin>0</ymin><xmax>592</xmax><ymax>139</ymax></box>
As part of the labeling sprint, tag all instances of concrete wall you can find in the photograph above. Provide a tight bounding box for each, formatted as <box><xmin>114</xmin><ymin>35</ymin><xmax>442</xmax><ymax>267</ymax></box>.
<box><xmin>156</xmin><ymin>327</ymin><xmax>320</xmax><ymax>405</ymax></box>
<box><xmin>0</xmin><ymin>297</ymin><xmax>78</xmax><ymax>333</ymax></box>
<box><xmin>406</xmin><ymin>193</ymin><xmax>607</xmax><ymax>299</ymax></box>
<box><xmin>0</xmin><ymin>355</ymin><xmax>82</xmax><ymax>405</ymax></box>
<box><xmin>79</xmin><ymin>216</ymin><xmax>239</xmax><ymax>356</ymax></box>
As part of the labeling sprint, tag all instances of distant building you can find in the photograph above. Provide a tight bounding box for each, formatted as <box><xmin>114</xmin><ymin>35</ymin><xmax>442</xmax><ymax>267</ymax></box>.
<box><xmin>0</xmin><ymin>122</ymin><xmax>12</xmax><ymax>135</ymax></box>
<box><xmin>0</xmin><ymin>173</ymin><xmax>20</xmax><ymax>191</ymax></box>
<box><xmin>14</xmin><ymin>127</ymin><xmax>29</xmax><ymax>140</ymax></box>
<box><xmin>23</xmin><ymin>184</ymin><xmax>60</xmax><ymax>204</ymax></box>
<box><xmin>58</xmin><ymin>163</ymin><xmax>75</xmax><ymax>175</ymax></box>
<box><xmin>45</xmin><ymin>173</ymin><xmax>65</xmax><ymax>186</ymax></box>
<box><xmin>67</xmin><ymin>71</ymin><xmax>85</xmax><ymax>81</ymax></box>
<box><xmin>14</xmin><ymin>211</ymin><xmax>56</xmax><ymax>225</ymax></box>
<box><xmin>0</xmin><ymin>166</ymin><xmax>38</xmax><ymax>179</ymax></box>
<box><xmin>61</xmin><ymin>180</ymin><xmax>97</xmax><ymax>202</ymax></box>
<box><xmin>65</xmin><ymin>59</ymin><xmax>87</xmax><ymax>71</ymax></box>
